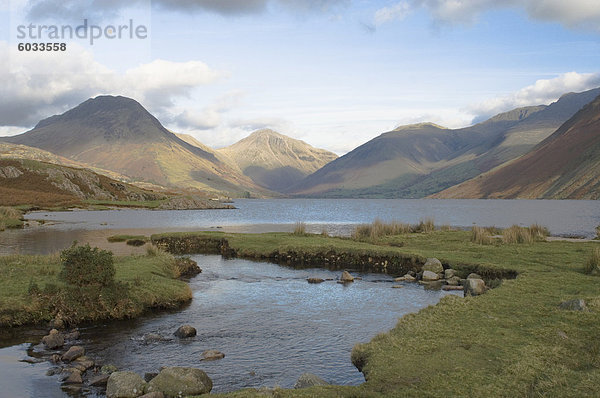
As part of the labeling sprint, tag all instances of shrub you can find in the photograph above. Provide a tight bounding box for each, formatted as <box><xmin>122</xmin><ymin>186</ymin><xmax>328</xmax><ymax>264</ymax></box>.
<box><xmin>59</xmin><ymin>244</ymin><xmax>115</xmax><ymax>287</ymax></box>
<box><xmin>584</xmin><ymin>247</ymin><xmax>600</xmax><ymax>275</ymax></box>
<box><xmin>471</xmin><ymin>226</ymin><xmax>493</xmax><ymax>245</ymax></box>
<box><xmin>293</xmin><ymin>222</ymin><xmax>307</xmax><ymax>235</ymax></box>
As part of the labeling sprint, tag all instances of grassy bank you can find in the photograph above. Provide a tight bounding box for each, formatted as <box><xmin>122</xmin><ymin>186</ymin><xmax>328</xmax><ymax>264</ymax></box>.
<box><xmin>0</xmin><ymin>206</ymin><xmax>24</xmax><ymax>230</ymax></box>
<box><xmin>0</xmin><ymin>248</ymin><xmax>192</xmax><ymax>327</ymax></box>
<box><xmin>151</xmin><ymin>229</ymin><xmax>600</xmax><ymax>397</ymax></box>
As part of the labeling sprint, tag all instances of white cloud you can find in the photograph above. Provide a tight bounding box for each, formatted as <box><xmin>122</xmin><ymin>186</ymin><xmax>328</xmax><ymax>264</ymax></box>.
<box><xmin>468</xmin><ymin>71</ymin><xmax>600</xmax><ymax>121</ymax></box>
<box><xmin>0</xmin><ymin>41</ymin><xmax>224</xmax><ymax>128</ymax></box>
<box><xmin>374</xmin><ymin>2</ymin><xmax>410</xmax><ymax>26</ymax></box>
<box><xmin>413</xmin><ymin>0</ymin><xmax>600</xmax><ymax>30</ymax></box>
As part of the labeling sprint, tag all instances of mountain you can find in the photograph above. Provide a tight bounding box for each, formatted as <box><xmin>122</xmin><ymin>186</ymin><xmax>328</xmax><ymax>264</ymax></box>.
<box><xmin>217</xmin><ymin>129</ymin><xmax>338</xmax><ymax>192</ymax></box>
<box><xmin>289</xmin><ymin>88</ymin><xmax>600</xmax><ymax>198</ymax></box>
<box><xmin>431</xmin><ymin>94</ymin><xmax>600</xmax><ymax>199</ymax></box>
<box><xmin>1</xmin><ymin>96</ymin><xmax>266</xmax><ymax>197</ymax></box>
<box><xmin>0</xmin><ymin>158</ymin><xmax>164</xmax><ymax>208</ymax></box>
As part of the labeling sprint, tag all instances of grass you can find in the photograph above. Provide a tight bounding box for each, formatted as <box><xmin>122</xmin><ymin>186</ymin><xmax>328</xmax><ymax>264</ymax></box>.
<box><xmin>107</xmin><ymin>234</ymin><xmax>149</xmax><ymax>243</ymax></box>
<box><xmin>584</xmin><ymin>247</ymin><xmax>600</xmax><ymax>275</ymax></box>
<box><xmin>151</xmin><ymin>229</ymin><xmax>600</xmax><ymax>398</ymax></box>
<box><xmin>502</xmin><ymin>224</ymin><xmax>549</xmax><ymax>244</ymax></box>
<box><xmin>293</xmin><ymin>221</ymin><xmax>307</xmax><ymax>236</ymax></box>
<box><xmin>471</xmin><ymin>225</ymin><xmax>494</xmax><ymax>245</ymax></box>
<box><xmin>596</xmin><ymin>225</ymin><xmax>600</xmax><ymax>240</ymax></box>
<box><xmin>0</xmin><ymin>206</ymin><xmax>24</xmax><ymax>230</ymax></box>
<box><xmin>352</xmin><ymin>219</ymin><xmax>435</xmax><ymax>241</ymax></box>
<box><xmin>0</xmin><ymin>248</ymin><xmax>191</xmax><ymax>327</ymax></box>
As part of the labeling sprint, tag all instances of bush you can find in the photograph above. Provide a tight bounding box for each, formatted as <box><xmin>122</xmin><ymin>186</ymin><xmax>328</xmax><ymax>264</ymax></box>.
<box><xmin>584</xmin><ymin>247</ymin><xmax>600</xmax><ymax>275</ymax></box>
<box><xmin>59</xmin><ymin>244</ymin><xmax>115</xmax><ymax>287</ymax></box>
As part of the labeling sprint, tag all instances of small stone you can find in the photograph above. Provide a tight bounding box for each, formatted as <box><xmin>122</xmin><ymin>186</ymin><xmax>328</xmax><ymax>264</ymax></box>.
<box><xmin>340</xmin><ymin>271</ymin><xmax>354</xmax><ymax>282</ymax></box>
<box><xmin>442</xmin><ymin>285</ymin><xmax>464</xmax><ymax>291</ymax></box>
<box><xmin>395</xmin><ymin>274</ymin><xmax>416</xmax><ymax>282</ymax></box>
<box><xmin>557</xmin><ymin>330</ymin><xmax>568</xmax><ymax>340</ymax></box>
<box><xmin>174</xmin><ymin>325</ymin><xmax>196</xmax><ymax>338</ymax></box>
<box><xmin>444</xmin><ymin>269</ymin><xmax>456</xmax><ymax>279</ymax></box>
<box><xmin>446</xmin><ymin>276</ymin><xmax>462</xmax><ymax>286</ymax></box>
<box><xmin>558</xmin><ymin>299</ymin><xmax>587</xmax><ymax>311</ymax></box>
<box><xmin>307</xmin><ymin>278</ymin><xmax>324</xmax><ymax>284</ymax></box>
<box><xmin>464</xmin><ymin>279</ymin><xmax>486</xmax><ymax>296</ymax></box>
<box><xmin>42</xmin><ymin>329</ymin><xmax>64</xmax><ymax>349</ymax></box>
<box><xmin>201</xmin><ymin>349</ymin><xmax>225</xmax><ymax>361</ymax></box>
<box><xmin>62</xmin><ymin>369</ymin><xmax>83</xmax><ymax>384</ymax></box>
<box><xmin>422</xmin><ymin>270</ymin><xmax>439</xmax><ymax>281</ymax></box>
<box><xmin>101</xmin><ymin>364</ymin><xmax>119</xmax><ymax>374</ymax></box>
<box><xmin>392</xmin><ymin>285</ymin><xmax>404</xmax><ymax>289</ymax></box>
<box><xmin>89</xmin><ymin>374</ymin><xmax>110</xmax><ymax>386</ymax></box>
<box><xmin>62</xmin><ymin>346</ymin><xmax>85</xmax><ymax>362</ymax></box>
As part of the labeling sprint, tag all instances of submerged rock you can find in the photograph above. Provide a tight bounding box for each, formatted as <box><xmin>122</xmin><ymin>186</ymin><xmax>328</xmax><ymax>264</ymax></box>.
<box><xmin>107</xmin><ymin>371</ymin><xmax>146</xmax><ymax>398</ymax></box>
<box><xmin>62</xmin><ymin>346</ymin><xmax>85</xmax><ymax>362</ymax></box>
<box><xmin>423</xmin><ymin>258</ymin><xmax>443</xmax><ymax>274</ymax></box>
<box><xmin>62</xmin><ymin>369</ymin><xmax>83</xmax><ymax>385</ymax></box>
<box><xmin>42</xmin><ymin>329</ymin><xmax>64</xmax><ymax>349</ymax></box>
<box><xmin>201</xmin><ymin>349</ymin><xmax>225</xmax><ymax>361</ymax></box>
<box><xmin>395</xmin><ymin>274</ymin><xmax>416</xmax><ymax>282</ymax></box>
<box><xmin>307</xmin><ymin>277</ymin><xmax>325</xmax><ymax>284</ymax></box>
<box><xmin>146</xmin><ymin>367</ymin><xmax>212</xmax><ymax>397</ymax></box>
<box><xmin>340</xmin><ymin>271</ymin><xmax>354</xmax><ymax>282</ymax></box>
<box><xmin>294</xmin><ymin>373</ymin><xmax>329</xmax><ymax>389</ymax></box>
<box><xmin>173</xmin><ymin>325</ymin><xmax>196</xmax><ymax>338</ymax></box>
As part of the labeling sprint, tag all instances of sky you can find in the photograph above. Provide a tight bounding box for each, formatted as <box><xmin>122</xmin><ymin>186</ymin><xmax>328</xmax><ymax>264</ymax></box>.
<box><xmin>0</xmin><ymin>0</ymin><xmax>599</xmax><ymax>154</ymax></box>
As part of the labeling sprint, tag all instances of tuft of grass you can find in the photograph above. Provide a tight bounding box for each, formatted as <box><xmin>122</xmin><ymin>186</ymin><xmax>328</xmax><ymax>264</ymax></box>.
<box><xmin>320</xmin><ymin>228</ymin><xmax>329</xmax><ymax>237</ymax></box>
<box><xmin>471</xmin><ymin>226</ymin><xmax>493</xmax><ymax>245</ymax></box>
<box><xmin>293</xmin><ymin>221</ymin><xmax>307</xmax><ymax>236</ymax></box>
<box><xmin>107</xmin><ymin>234</ymin><xmax>149</xmax><ymax>243</ymax></box>
<box><xmin>584</xmin><ymin>247</ymin><xmax>600</xmax><ymax>275</ymax></box>
<box><xmin>502</xmin><ymin>224</ymin><xmax>550</xmax><ymax>244</ymax></box>
<box><xmin>484</xmin><ymin>226</ymin><xmax>503</xmax><ymax>236</ymax></box>
<box><xmin>0</xmin><ymin>206</ymin><xmax>24</xmax><ymax>230</ymax></box>
<box><xmin>414</xmin><ymin>218</ymin><xmax>435</xmax><ymax>233</ymax></box>
<box><xmin>440</xmin><ymin>224</ymin><xmax>452</xmax><ymax>232</ymax></box>
<box><xmin>352</xmin><ymin>219</ymin><xmax>426</xmax><ymax>241</ymax></box>
<box><xmin>595</xmin><ymin>225</ymin><xmax>600</xmax><ymax>240</ymax></box>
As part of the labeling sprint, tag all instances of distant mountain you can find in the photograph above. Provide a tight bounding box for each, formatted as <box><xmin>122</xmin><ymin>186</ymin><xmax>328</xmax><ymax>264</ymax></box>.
<box><xmin>290</xmin><ymin>88</ymin><xmax>600</xmax><ymax>198</ymax></box>
<box><xmin>432</xmin><ymin>94</ymin><xmax>600</xmax><ymax>199</ymax></box>
<box><xmin>217</xmin><ymin>129</ymin><xmax>338</xmax><ymax>192</ymax></box>
<box><xmin>0</xmin><ymin>157</ymin><xmax>164</xmax><ymax>207</ymax></box>
<box><xmin>2</xmin><ymin>96</ymin><xmax>266</xmax><ymax>197</ymax></box>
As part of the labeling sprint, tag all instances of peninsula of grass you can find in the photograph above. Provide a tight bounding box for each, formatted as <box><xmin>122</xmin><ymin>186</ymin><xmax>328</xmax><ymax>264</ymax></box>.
<box><xmin>151</xmin><ymin>228</ymin><xmax>600</xmax><ymax>397</ymax></box>
<box><xmin>0</xmin><ymin>247</ymin><xmax>192</xmax><ymax>327</ymax></box>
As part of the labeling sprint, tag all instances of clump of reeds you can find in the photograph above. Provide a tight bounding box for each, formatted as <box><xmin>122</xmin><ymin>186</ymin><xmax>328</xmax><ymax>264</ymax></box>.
<box><xmin>471</xmin><ymin>226</ymin><xmax>493</xmax><ymax>245</ymax></box>
<box><xmin>584</xmin><ymin>247</ymin><xmax>600</xmax><ymax>275</ymax></box>
<box><xmin>501</xmin><ymin>224</ymin><xmax>549</xmax><ymax>244</ymax></box>
<box><xmin>351</xmin><ymin>218</ymin><xmax>436</xmax><ymax>240</ymax></box>
<box><xmin>293</xmin><ymin>222</ymin><xmax>307</xmax><ymax>236</ymax></box>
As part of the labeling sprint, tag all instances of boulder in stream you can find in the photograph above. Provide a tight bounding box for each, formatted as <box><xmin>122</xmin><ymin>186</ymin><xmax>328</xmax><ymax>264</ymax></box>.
<box><xmin>173</xmin><ymin>325</ymin><xmax>196</xmax><ymax>338</ymax></box>
<box><xmin>107</xmin><ymin>371</ymin><xmax>146</xmax><ymax>398</ymax></box>
<box><xmin>42</xmin><ymin>329</ymin><xmax>64</xmax><ymax>349</ymax></box>
<box><xmin>62</xmin><ymin>346</ymin><xmax>85</xmax><ymax>362</ymax></box>
<box><xmin>146</xmin><ymin>367</ymin><xmax>212</xmax><ymax>397</ymax></box>
<box><xmin>201</xmin><ymin>350</ymin><xmax>225</xmax><ymax>361</ymax></box>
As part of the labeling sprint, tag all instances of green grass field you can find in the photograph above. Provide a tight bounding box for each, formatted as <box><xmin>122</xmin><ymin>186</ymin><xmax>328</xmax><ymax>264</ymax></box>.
<box><xmin>0</xmin><ymin>248</ymin><xmax>191</xmax><ymax>327</ymax></box>
<box><xmin>150</xmin><ymin>229</ymin><xmax>600</xmax><ymax>397</ymax></box>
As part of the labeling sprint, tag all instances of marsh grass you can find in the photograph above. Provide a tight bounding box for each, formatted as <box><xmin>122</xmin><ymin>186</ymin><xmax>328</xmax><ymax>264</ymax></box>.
<box><xmin>471</xmin><ymin>226</ymin><xmax>493</xmax><ymax>245</ymax></box>
<box><xmin>584</xmin><ymin>247</ymin><xmax>600</xmax><ymax>275</ymax></box>
<box><xmin>107</xmin><ymin>234</ymin><xmax>149</xmax><ymax>243</ymax></box>
<box><xmin>293</xmin><ymin>221</ymin><xmax>307</xmax><ymax>236</ymax></box>
<box><xmin>502</xmin><ymin>224</ymin><xmax>550</xmax><ymax>244</ymax></box>
<box><xmin>352</xmin><ymin>219</ymin><xmax>434</xmax><ymax>241</ymax></box>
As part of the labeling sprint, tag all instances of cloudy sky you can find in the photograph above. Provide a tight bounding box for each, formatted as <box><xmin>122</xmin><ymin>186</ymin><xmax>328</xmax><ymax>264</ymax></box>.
<box><xmin>1</xmin><ymin>0</ymin><xmax>599</xmax><ymax>154</ymax></box>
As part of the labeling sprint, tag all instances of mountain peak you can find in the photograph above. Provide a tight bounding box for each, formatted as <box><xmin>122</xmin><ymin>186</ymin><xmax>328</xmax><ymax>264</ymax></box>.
<box><xmin>393</xmin><ymin>122</ymin><xmax>447</xmax><ymax>131</ymax></box>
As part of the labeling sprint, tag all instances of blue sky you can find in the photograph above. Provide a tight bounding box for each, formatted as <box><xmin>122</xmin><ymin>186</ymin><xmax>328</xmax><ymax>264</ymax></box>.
<box><xmin>1</xmin><ymin>0</ymin><xmax>599</xmax><ymax>153</ymax></box>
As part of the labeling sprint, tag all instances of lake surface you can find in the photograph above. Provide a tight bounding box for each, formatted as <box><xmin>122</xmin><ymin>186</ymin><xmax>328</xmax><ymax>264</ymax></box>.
<box><xmin>0</xmin><ymin>255</ymin><xmax>459</xmax><ymax>397</ymax></box>
<box><xmin>1</xmin><ymin>199</ymin><xmax>598</xmax><ymax>255</ymax></box>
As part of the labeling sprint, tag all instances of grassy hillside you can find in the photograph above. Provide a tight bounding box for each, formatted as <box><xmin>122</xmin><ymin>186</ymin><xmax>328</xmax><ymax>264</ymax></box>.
<box><xmin>435</xmin><ymin>94</ymin><xmax>600</xmax><ymax>199</ymax></box>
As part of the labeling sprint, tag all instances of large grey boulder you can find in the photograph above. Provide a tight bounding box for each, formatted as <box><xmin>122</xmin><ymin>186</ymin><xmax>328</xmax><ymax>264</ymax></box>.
<box><xmin>42</xmin><ymin>329</ymin><xmax>64</xmax><ymax>349</ymax></box>
<box><xmin>464</xmin><ymin>279</ymin><xmax>486</xmax><ymax>296</ymax></box>
<box><xmin>146</xmin><ymin>367</ymin><xmax>212</xmax><ymax>397</ymax></box>
<box><xmin>173</xmin><ymin>325</ymin><xmax>196</xmax><ymax>338</ymax></box>
<box><xmin>294</xmin><ymin>373</ymin><xmax>329</xmax><ymax>389</ymax></box>
<box><xmin>423</xmin><ymin>258</ymin><xmax>443</xmax><ymax>274</ymax></box>
<box><xmin>421</xmin><ymin>270</ymin><xmax>439</xmax><ymax>281</ymax></box>
<box><xmin>106</xmin><ymin>371</ymin><xmax>146</xmax><ymax>398</ymax></box>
